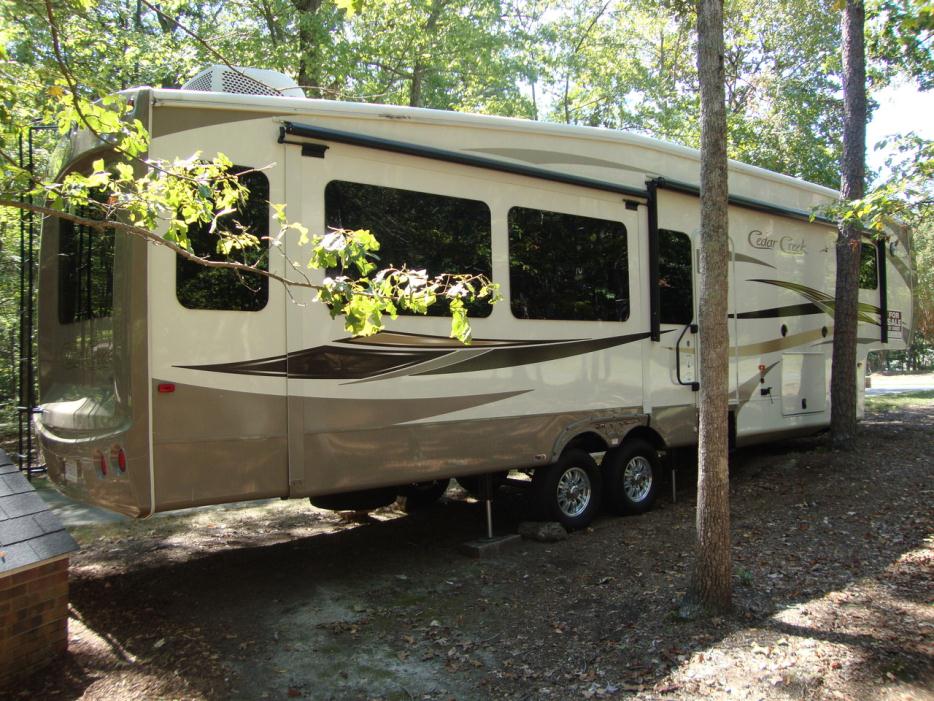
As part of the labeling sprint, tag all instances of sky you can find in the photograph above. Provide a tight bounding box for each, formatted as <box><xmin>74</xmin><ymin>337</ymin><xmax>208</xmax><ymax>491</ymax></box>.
<box><xmin>866</xmin><ymin>81</ymin><xmax>934</xmax><ymax>182</ymax></box>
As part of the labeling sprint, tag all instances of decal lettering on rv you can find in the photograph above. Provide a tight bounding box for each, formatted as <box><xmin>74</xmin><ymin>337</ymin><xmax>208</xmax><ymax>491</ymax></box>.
<box><xmin>747</xmin><ymin>230</ymin><xmax>806</xmax><ymax>256</ymax></box>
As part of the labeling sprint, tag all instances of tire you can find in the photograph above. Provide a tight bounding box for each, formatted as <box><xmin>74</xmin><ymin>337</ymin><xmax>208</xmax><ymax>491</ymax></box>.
<box><xmin>396</xmin><ymin>478</ymin><xmax>451</xmax><ymax>512</ymax></box>
<box><xmin>602</xmin><ymin>439</ymin><xmax>659</xmax><ymax>515</ymax></box>
<box><xmin>530</xmin><ymin>449</ymin><xmax>602</xmax><ymax>530</ymax></box>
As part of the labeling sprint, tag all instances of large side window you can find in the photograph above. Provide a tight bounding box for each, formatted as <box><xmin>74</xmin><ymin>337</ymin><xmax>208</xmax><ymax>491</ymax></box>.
<box><xmin>658</xmin><ymin>229</ymin><xmax>693</xmax><ymax>324</ymax></box>
<box><xmin>324</xmin><ymin>181</ymin><xmax>492</xmax><ymax>317</ymax></box>
<box><xmin>58</xmin><ymin>204</ymin><xmax>114</xmax><ymax>324</ymax></box>
<box><xmin>508</xmin><ymin>207</ymin><xmax>629</xmax><ymax>321</ymax></box>
<box><xmin>859</xmin><ymin>242</ymin><xmax>878</xmax><ymax>290</ymax></box>
<box><xmin>176</xmin><ymin>168</ymin><xmax>270</xmax><ymax>311</ymax></box>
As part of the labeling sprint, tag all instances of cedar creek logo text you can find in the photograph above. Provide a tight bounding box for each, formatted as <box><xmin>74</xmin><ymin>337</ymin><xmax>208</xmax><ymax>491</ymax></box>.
<box><xmin>747</xmin><ymin>230</ymin><xmax>807</xmax><ymax>255</ymax></box>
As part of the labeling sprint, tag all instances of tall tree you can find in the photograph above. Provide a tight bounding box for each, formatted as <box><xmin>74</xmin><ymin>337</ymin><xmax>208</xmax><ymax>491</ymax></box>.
<box><xmin>540</xmin><ymin>0</ymin><xmax>844</xmax><ymax>187</ymax></box>
<box><xmin>681</xmin><ymin>0</ymin><xmax>732</xmax><ymax>616</ymax></box>
<box><xmin>830</xmin><ymin>0</ymin><xmax>867</xmax><ymax>448</ymax></box>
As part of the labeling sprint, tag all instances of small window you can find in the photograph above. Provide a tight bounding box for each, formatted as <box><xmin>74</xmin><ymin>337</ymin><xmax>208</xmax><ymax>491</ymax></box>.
<box><xmin>859</xmin><ymin>243</ymin><xmax>878</xmax><ymax>290</ymax></box>
<box><xmin>176</xmin><ymin>168</ymin><xmax>270</xmax><ymax>311</ymax></box>
<box><xmin>658</xmin><ymin>229</ymin><xmax>693</xmax><ymax>324</ymax></box>
<box><xmin>324</xmin><ymin>181</ymin><xmax>492</xmax><ymax>317</ymax></box>
<box><xmin>58</xmin><ymin>202</ymin><xmax>114</xmax><ymax>325</ymax></box>
<box><xmin>508</xmin><ymin>207</ymin><xmax>629</xmax><ymax>321</ymax></box>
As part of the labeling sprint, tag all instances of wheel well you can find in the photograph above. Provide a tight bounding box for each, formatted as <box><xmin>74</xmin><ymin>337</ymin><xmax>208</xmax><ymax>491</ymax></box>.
<box><xmin>563</xmin><ymin>431</ymin><xmax>609</xmax><ymax>455</ymax></box>
<box><xmin>621</xmin><ymin>426</ymin><xmax>666</xmax><ymax>452</ymax></box>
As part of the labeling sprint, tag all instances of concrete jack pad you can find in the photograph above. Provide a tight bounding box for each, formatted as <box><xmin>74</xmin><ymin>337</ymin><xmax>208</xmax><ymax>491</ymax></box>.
<box><xmin>459</xmin><ymin>534</ymin><xmax>522</xmax><ymax>558</ymax></box>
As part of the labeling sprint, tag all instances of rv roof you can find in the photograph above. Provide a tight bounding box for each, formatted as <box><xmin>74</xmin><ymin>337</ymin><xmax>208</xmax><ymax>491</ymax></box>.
<box><xmin>145</xmin><ymin>87</ymin><xmax>841</xmax><ymax>205</ymax></box>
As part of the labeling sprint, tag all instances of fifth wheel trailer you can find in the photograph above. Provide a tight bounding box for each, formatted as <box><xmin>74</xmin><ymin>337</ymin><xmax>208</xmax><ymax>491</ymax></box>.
<box><xmin>35</xmin><ymin>66</ymin><xmax>914</xmax><ymax>528</ymax></box>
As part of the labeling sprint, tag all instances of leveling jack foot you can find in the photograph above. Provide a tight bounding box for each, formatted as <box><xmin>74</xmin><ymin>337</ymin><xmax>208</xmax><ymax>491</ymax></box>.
<box><xmin>459</xmin><ymin>534</ymin><xmax>522</xmax><ymax>559</ymax></box>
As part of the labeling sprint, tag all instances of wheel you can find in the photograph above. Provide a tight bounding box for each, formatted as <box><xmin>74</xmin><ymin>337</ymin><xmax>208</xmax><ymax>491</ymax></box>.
<box><xmin>456</xmin><ymin>471</ymin><xmax>508</xmax><ymax>498</ymax></box>
<box><xmin>530</xmin><ymin>449</ymin><xmax>602</xmax><ymax>530</ymax></box>
<box><xmin>602</xmin><ymin>439</ymin><xmax>659</xmax><ymax>515</ymax></box>
<box><xmin>396</xmin><ymin>478</ymin><xmax>451</xmax><ymax>512</ymax></box>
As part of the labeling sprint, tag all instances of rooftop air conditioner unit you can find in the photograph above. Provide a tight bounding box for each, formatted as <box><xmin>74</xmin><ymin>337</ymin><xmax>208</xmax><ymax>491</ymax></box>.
<box><xmin>181</xmin><ymin>65</ymin><xmax>305</xmax><ymax>98</ymax></box>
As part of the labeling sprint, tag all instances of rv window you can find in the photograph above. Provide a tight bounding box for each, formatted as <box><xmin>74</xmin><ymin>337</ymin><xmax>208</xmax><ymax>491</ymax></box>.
<box><xmin>324</xmin><ymin>181</ymin><xmax>492</xmax><ymax>317</ymax></box>
<box><xmin>658</xmin><ymin>229</ymin><xmax>693</xmax><ymax>324</ymax></box>
<box><xmin>508</xmin><ymin>207</ymin><xmax>629</xmax><ymax>321</ymax></box>
<box><xmin>176</xmin><ymin>168</ymin><xmax>270</xmax><ymax>311</ymax></box>
<box><xmin>58</xmin><ymin>203</ymin><xmax>114</xmax><ymax>324</ymax></box>
<box><xmin>859</xmin><ymin>243</ymin><xmax>878</xmax><ymax>290</ymax></box>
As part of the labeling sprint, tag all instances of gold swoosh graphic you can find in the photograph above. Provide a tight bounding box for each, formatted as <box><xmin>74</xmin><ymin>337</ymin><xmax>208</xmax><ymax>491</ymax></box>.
<box><xmin>750</xmin><ymin>280</ymin><xmax>881</xmax><ymax>325</ymax></box>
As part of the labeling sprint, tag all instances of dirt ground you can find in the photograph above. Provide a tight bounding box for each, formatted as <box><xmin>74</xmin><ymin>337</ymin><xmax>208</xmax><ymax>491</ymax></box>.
<box><xmin>13</xmin><ymin>397</ymin><xmax>934</xmax><ymax>701</ymax></box>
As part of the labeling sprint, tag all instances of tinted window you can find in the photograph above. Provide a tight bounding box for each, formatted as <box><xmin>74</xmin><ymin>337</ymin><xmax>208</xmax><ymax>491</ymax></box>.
<box><xmin>658</xmin><ymin>229</ymin><xmax>693</xmax><ymax>324</ymax></box>
<box><xmin>58</xmin><ymin>203</ymin><xmax>114</xmax><ymax>324</ymax></box>
<box><xmin>508</xmin><ymin>207</ymin><xmax>629</xmax><ymax>321</ymax></box>
<box><xmin>324</xmin><ymin>181</ymin><xmax>492</xmax><ymax>317</ymax></box>
<box><xmin>176</xmin><ymin>168</ymin><xmax>269</xmax><ymax>311</ymax></box>
<box><xmin>859</xmin><ymin>242</ymin><xmax>878</xmax><ymax>290</ymax></box>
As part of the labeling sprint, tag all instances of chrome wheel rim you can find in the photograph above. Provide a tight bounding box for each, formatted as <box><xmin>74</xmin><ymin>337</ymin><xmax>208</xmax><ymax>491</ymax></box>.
<box><xmin>623</xmin><ymin>456</ymin><xmax>653</xmax><ymax>503</ymax></box>
<box><xmin>556</xmin><ymin>467</ymin><xmax>591</xmax><ymax>518</ymax></box>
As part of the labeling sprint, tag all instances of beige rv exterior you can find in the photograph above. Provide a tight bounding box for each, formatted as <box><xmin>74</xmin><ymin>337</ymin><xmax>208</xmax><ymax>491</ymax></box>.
<box><xmin>36</xmin><ymin>83</ymin><xmax>914</xmax><ymax>519</ymax></box>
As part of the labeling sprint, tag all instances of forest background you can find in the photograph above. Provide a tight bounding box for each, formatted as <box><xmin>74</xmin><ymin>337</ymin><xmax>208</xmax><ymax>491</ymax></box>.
<box><xmin>0</xmin><ymin>0</ymin><xmax>932</xmax><ymax>436</ymax></box>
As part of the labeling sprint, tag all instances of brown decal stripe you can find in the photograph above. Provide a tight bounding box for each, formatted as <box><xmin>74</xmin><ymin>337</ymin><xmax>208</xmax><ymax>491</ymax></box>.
<box><xmin>415</xmin><ymin>332</ymin><xmax>654</xmax><ymax>375</ymax></box>
<box><xmin>179</xmin><ymin>354</ymin><xmax>289</xmax><ymax>377</ymax></box>
<box><xmin>179</xmin><ymin>345</ymin><xmax>450</xmax><ymax>380</ymax></box>
<box><xmin>180</xmin><ymin>333</ymin><xmax>656</xmax><ymax>380</ymax></box>
<box><xmin>732</xmin><ymin>303</ymin><xmax>825</xmax><ymax>320</ymax></box>
<box><xmin>336</xmin><ymin>330</ymin><xmax>575</xmax><ymax>348</ymax></box>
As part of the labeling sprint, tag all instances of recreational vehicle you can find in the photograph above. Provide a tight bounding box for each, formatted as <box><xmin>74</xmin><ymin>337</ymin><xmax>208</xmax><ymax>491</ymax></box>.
<box><xmin>35</xmin><ymin>67</ymin><xmax>914</xmax><ymax>529</ymax></box>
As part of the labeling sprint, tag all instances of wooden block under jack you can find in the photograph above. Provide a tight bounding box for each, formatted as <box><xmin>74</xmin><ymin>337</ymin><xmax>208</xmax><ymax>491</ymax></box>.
<box><xmin>459</xmin><ymin>534</ymin><xmax>522</xmax><ymax>558</ymax></box>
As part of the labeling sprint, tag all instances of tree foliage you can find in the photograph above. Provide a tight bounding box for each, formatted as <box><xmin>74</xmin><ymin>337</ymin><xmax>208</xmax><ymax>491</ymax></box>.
<box><xmin>1</xmin><ymin>0</ymin><xmax>931</xmax><ymax>434</ymax></box>
<box><xmin>868</xmin><ymin>0</ymin><xmax>934</xmax><ymax>89</ymax></box>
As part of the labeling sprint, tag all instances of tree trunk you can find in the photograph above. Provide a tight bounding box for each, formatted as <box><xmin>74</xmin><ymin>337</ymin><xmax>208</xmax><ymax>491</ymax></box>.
<box><xmin>293</xmin><ymin>0</ymin><xmax>324</xmax><ymax>97</ymax></box>
<box><xmin>409</xmin><ymin>0</ymin><xmax>444</xmax><ymax>107</ymax></box>
<box><xmin>681</xmin><ymin>0</ymin><xmax>732</xmax><ymax>617</ymax></box>
<box><xmin>830</xmin><ymin>0</ymin><xmax>866</xmax><ymax>449</ymax></box>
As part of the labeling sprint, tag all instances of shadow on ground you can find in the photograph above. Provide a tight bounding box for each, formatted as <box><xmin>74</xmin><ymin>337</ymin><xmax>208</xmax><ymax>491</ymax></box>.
<box><xmin>15</xmin><ymin>406</ymin><xmax>934</xmax><ymax>700</ymax></box>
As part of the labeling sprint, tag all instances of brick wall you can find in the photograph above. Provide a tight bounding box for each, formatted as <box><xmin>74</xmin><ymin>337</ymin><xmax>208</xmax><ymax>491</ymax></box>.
<box><xmin>0</xmin><ymin>557</ymin><xmax>70</xmax><ymax>687</ymax></box>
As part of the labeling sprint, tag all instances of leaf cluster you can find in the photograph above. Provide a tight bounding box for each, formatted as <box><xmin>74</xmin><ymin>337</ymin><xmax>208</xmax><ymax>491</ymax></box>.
<box><xmin>309</xmin><ymin>228</ymin><xmax>500</xmax><ymax>342</ymax></box>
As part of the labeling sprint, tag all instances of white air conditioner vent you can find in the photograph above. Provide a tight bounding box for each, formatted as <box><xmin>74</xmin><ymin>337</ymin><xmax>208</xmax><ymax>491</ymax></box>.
<box><xmin>221</xmin><ymin>71</ymin><xmax>279</xmax><ymax>96</ymax></box>
<box><xmin>184</xmin><ymin>72</ymin><xmax>214</xmax><ymax>93</ymax></box>
<box><xmin>181</xmin><ymin>66</ymin><xmax>305</xmax><ymax>98</ymax></box>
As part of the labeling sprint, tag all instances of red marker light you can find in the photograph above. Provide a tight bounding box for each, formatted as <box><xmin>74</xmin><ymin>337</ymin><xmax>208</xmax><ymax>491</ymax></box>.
<box><xmin>118</xmin><ymin>449</ymin><xmax>127</xmax><ymax>472</ymax></box>
<box><xmin>158</xmin><ymin>383</ymin><xmax>176</xmax><ymax>393</ymax></box>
